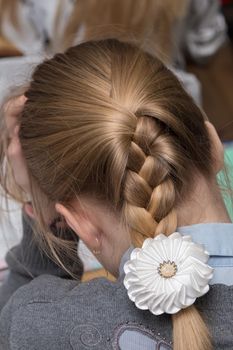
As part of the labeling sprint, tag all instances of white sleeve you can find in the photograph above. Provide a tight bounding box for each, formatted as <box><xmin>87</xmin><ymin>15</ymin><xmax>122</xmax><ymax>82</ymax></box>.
<box><xmin>0</xmin><ymin>56</ymin><xmax>42</xmax><ymax>105</ymax></box>
<box><xmin>171</xmin><ymin>68</ymin><xmax>202</xmax><ymax>106</ymax></box>
<box><xmin>185</xmin><ymin>0</ymin><xmax>228</xmax><ymax>63</ymax></box>
<box><xmin>1</xmin><ymin>0</ymin><xmax>58</xmax><ymax>56</ymax></box>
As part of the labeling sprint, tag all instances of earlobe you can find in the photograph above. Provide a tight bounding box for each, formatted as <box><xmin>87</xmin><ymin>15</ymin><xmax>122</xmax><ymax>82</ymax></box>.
<box><xmin>205</xmin><ymin>121</ymin><xmax>224</xmax><ymax>173</ymax></box>
<box><xmin>55</xmin><ymin>203</ymin><xmax>101</xmax><ymax>253</ymax></box>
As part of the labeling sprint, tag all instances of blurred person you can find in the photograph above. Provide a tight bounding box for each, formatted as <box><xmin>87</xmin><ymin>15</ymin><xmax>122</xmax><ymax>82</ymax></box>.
<box><xmin>55</xmin><ymin>0</ymin><xmax>227</xmax><ymax>66</ymax></box>
<box><xmin>0</xmin><ymin>0</ymin><xmax>228</xmax><ymax>104</ymax></box>
<box><xmin>53</xmin><ymin>0</ymin><xmax>227</xmax><ymax>104</ymax></box>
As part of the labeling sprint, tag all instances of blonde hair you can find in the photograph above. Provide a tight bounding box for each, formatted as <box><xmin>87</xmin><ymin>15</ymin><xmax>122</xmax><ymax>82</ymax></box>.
<box><xmin>3</xmin><ymin>39</ymin><xmax>214</xmax><ymax>349</ymax></box>
<box><xmin>54</xmin><ymin>0</ymin><xmax>188</xmax><ymax>62</ymax></box>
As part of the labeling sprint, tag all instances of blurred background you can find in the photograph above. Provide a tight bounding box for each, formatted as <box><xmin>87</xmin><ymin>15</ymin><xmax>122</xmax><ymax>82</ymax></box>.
<box><xmin>0</xmin><ymin>0</ymin><xmax>232</xmax><ymax>281</ymax></box>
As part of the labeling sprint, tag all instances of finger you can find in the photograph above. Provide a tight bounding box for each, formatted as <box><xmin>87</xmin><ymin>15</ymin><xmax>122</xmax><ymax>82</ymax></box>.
<box><xmin>4</xmin><ymin>95</ymin><xmax>27</xmax><ymax>136</ymax></box>
<box><xmin>4</xmin><ymin>95</ymin><xmax>26</xmax><ymax>118</ymax></box>
<box><xmin>23</xmin><ymin>203</ymin><xmax>35</xmax><ymax>219</ymax></box>
<box><xmin>7</xmin><ymin>134</ymin><xmax>30</xmax><ymax>192</ymax></box>
<box><xmin>13</xmin><ymin>125</ymin><xmax>20</xmax><ymax>137</ymax></box>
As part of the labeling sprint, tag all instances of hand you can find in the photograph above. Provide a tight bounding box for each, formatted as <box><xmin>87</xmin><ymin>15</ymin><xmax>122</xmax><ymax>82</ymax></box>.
<box><xmin>4</xmin><ymin>96</ymin><xmax>64</xmax><ymax>224</ymax></box>
<box><xmin>4</xmin><ymin>96</ymin><xmax>30</xmax><ymax>193</ymax></box>
<box><xmin>4</xmin><ymin>96</ymin><xmax>34</xmax><ymax>218</ymax></box>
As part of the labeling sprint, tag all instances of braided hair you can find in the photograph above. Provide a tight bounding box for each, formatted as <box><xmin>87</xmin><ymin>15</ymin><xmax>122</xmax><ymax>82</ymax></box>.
<box><xmin>20</xmin><ymin>39</ymin><xmax>213</xmax><ymax>350</ymax></box>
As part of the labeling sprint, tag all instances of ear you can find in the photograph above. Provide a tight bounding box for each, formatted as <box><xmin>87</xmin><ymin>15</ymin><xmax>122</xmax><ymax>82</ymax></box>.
<box><xmin>55</xmin><ymin>203</ymin><xmax>101</xmax><ymax>252</ymax></box>
<box><xmin>205</xmin><ymin>121</ymin><xmax>224</xmax><ymax>173</ymax></box>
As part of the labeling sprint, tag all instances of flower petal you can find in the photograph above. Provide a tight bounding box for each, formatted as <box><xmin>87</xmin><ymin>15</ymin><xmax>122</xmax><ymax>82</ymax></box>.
<box><xmin>123</xmin><ymin>231</ymin><xmax>213</xmax><ymax>316</ymax></box>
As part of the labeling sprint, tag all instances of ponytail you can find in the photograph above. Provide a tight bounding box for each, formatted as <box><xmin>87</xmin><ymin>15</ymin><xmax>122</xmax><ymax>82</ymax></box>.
<box><xmin>122</xmin><ymin>116</ymin><xmax>213</xmax><ymax>350</ymax></box>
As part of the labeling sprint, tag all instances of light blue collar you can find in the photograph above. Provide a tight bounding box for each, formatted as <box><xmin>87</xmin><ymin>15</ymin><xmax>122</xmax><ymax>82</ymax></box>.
<box><xmin>119</xmin><ymin>222</ymin><xmax>233</xmax><ymax>277</ymax></box>
<box><xmin>178</xmin><ymin>223</ymin><xmax>233</xmax><ymax>256</ymax></box>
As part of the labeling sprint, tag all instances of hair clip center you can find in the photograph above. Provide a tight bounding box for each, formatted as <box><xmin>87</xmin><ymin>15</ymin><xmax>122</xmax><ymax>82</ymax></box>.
<box><xmin>158</xmin><ymin>260</ymin><xmax>177</xmax><ymax>278</ymax></box>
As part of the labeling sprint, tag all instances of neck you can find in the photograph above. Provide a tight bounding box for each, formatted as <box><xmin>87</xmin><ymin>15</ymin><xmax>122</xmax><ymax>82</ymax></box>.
<box><xmin>177</xmin><ymin>177</ymin><xmax>231</xmax><ymax>227</ymax></box>
<box><xmin>90</xmin><ymin>176</ymin><xmax>231</xmax><ymax>277</ymax></box>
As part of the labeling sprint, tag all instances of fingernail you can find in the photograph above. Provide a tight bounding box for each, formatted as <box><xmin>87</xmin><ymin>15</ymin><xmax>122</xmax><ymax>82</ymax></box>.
<box><xmin>13</xmin><ymin>125</ymin><xmax>20</xmax><ymax>135</ymax></box>
<box><xmin>20</xmin><ymin>95</ymin><xmax>27</xmax><ymax>102</ymax></box>
<box><xmin>24</xmin><ymin>203</ymin><xmax>35</xmax><ymax>219</ymax></box>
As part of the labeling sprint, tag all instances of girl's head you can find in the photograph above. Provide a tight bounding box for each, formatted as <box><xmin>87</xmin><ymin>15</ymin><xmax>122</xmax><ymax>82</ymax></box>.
<box><xmin>19</xmin><ymin>38</ymin><xmax>223</xmax><ymax>245</ymax></box>
<box><xmin>12</xmin><ymin>39</ymin><xmax>228</xmax><ymax>350</ymax></box>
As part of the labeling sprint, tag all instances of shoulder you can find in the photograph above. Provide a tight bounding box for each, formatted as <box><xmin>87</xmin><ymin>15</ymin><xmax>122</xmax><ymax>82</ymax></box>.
<box><xmin>197</xmin><ymin>284</ymin><xmax>233</xmax><ymax>313</ymax></box>
<box><xmin>0</xmin><ymin>274</ymin><xmax>124</xmax><ymax>324</ymax></box>
<box><xmin>196</xmin><ymin>284</ymin><xmax>233</xmax><ymax>348</ymax></box>
<box><xmin>0</xmin><ymin>274</ymin><xmax>130</xmax><ymax>350</ymax></box>
<box><xmin>3</xmin><ymin>273</ymin><xmax>118</xmax><ymax>307</ymax></box>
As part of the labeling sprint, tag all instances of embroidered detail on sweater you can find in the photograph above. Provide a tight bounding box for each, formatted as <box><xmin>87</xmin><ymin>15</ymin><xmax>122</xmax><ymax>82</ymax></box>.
<box><xmin>70</xmin><ymin>324</ymin><xmax>102</xmax><ymax>348</ymax></box>
<box><xmin>112</xmin><ymin>323</ymin><xmax>172</xmax><ymax>350</ymax></box>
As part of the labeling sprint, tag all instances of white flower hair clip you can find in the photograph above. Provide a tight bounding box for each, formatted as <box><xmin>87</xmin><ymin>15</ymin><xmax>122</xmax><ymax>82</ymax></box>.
<box><xmin>124</xmin><ymin>232</ymin><xmax>214</xmax><ymax>315</ymax></box>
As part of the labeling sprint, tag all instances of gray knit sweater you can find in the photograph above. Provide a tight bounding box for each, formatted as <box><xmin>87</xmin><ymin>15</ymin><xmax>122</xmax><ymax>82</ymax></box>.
<box><xmin>0</xmin><ymin>217</ymin><xmax>233</xmax><ymax>349</ymax></box>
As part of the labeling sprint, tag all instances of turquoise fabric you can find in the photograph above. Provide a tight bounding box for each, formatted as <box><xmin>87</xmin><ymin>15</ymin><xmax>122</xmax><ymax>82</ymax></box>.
<box><xmin>218</xmin><ymin>143</ymin><xmax>233</xmax><ymax>221</ymax></box>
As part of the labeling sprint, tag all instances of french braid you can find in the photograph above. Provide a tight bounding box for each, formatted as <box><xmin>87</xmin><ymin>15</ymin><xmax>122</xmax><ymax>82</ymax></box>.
<box><xmin>123</xmin><ymin>115</ymin><xmax>178</xmax><ymax>246</ymax></box>
<box><xmin>122</xmin><ymin>114</ymin><xmax>212</xmax><ymax>350</ymax></box>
